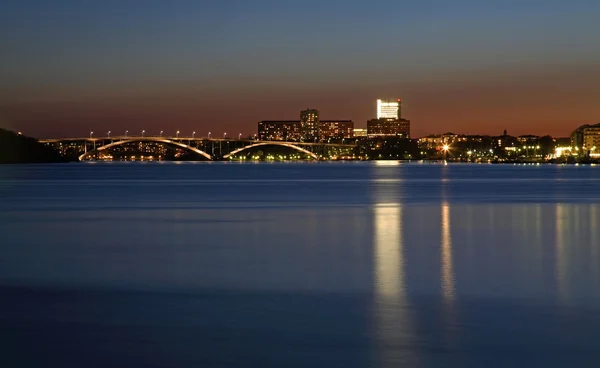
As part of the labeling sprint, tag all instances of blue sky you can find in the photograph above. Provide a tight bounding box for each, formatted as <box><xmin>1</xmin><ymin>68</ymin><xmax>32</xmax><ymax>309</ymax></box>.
<box><xmin>1</xmin><ymin>0</ymin><xmax>600</xmax><ymax>137</ymax></box>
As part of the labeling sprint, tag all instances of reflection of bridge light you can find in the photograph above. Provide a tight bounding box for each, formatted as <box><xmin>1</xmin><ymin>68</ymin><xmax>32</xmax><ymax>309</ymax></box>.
<box><xmin>441</xmin><ymin>202</ymin><xmax>455</xmax><ymax>302</ymax></box>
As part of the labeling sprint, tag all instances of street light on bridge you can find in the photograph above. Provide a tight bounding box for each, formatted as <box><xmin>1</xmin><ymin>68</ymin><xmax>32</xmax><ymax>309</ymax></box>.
<box><xmin>208</xmin><ymin>132</ymin><xmax>212</xmax><ymax>139</ymax></box>
<box><xmin>176</xmin><ymin>130</ymin><xmax>180</xmax><ymax>138</ymax></box>
<box><xmin>142</xmin><ymin>130</ymin><xmax>145</xmax><ymax>137</ymax></box>
<box><xmin>224</xmin><ymin>132</ymin><xmax>227</xmax><ymax>139</ymax></box>
<box><xmin>125</xmin><ymin>130</ymin><xmax>128</xmax><ymax>137</ymax></box>
<box><xmin>90</xmin><ymin>131</ymin><xmax>94</xmax><ymax>139</ymax></box>
<box><xmin>238</xmin><ymin>133</ymin><xmax>242</xmax><ymax>140</ymax></box>
<box><xmin>193</xmin><ymin>131</ymin><xmax>196</xmax><ymax>139</ymax></box>
<box><xmin>160</xmin><ymin>130</ymin><xmax>163</xmax><ymax>137</ymax></box>
<box><xmin>108</xmin><ymin>131</ymin><xmax>111</xmax><ymax>138</ymax></box>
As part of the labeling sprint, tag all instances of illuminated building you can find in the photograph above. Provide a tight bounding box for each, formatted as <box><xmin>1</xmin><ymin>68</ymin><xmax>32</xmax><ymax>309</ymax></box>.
<box><xmin>300</xmin><ymin>109</ymin><xmax>320</xmax><ymax>141</ymax></box>
<box><xmin>353</xmin><ymin>128</ymin><xmax>367</xmax><ymax>137</ymax></box>
<box><xmin>571</xmin><ymin>123</ymin><xmax>600</xmax><ymax>153</ymax></box>
<box><xmin>367</xmin><ymin>118</ymin><xmax>411</xmax><ymax>138</ymax></box>
<box><xmin>376</xmin><ymin>99</ymin><xmax>402</xmax><ymax>119</ymax></box>
<box><xmin>319</xmin><ymin>120</ymin><xmax>354</xmax><ymax>140</ymax></box>
<box><xmin>257</xmin><ymin>121</ymin><xmax>301</xmax><ymax>141</ymax></box>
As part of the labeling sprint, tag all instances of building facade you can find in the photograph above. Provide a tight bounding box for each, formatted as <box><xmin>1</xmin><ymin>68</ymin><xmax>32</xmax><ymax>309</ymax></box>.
<box><xmin>319</xmin><ymin>120</ymin><xmax>354</xmax><ymax>140</ymax></box>
<box><xmin>571</xmin><ymin>123</ymin><xmax>600</xmax><ymax>152</ymax></box>
<box><xmin>376</xmin><ymin>99</ymin><xmax>401</xmax><ymax>120</ymax></box>
<box><xmin>257</xmin><ymin>121</ymin><xmax>301</xmax><ymax>141</ymax></box>
<box><xmin>367</xmin><ymin>118</ymin><xmax>410</xmax><ymax>138</ymax></box>
<box><xmin>300</xmin><ymin>109</ymin><xmax>320</xmax><ymax>141</ymax></box>
<box><xmin>353</xmin><ymin>128</ymin><xmax>367</xmax><ymax>137</ymax></box>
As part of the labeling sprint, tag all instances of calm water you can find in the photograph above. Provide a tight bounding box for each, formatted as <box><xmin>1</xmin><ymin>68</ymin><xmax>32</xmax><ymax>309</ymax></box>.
<box><xmin>1</xmin><ymin>162</ymin><xmax>600</xmax><ymax>367</ymax></box>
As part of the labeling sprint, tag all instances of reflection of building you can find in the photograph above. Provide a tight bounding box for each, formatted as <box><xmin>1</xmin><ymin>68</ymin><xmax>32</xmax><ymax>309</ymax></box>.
<box><xmin>319</xmin><ymin>120</ymin><xmax>354</xmax><ymax>140</ymax></box>
<box><xmin>257</xmin><ymin>121</ymin><xmax>301</xmax><ymax>141</ymax></box>
<box><xmin>367</xmin><ymin>118</ymin><xmax>411</xmax><ymax>138</ymax></box>
<box><xmin>377</xmin><ymin>99</ymin><xmax>401</xmax><ymax>119</ymax></box>
<box><xmin>571</xmin><ymin>123</ymin><xmax>600</xmax><ymax>152</ymax></box>
<box><xmin>300</xmin><ymin>109</ymin><xmax>320</xmax><ymax>141</ymax></box>
<box><xmin>353</xmin><ymin>128</ymin><xmax>367</xmax><ymax>137</ymax></box>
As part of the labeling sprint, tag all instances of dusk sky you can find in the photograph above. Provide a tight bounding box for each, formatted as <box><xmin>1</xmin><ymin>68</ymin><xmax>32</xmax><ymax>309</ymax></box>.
<box><xmin>1</xmin><ymin>0</ymin><xmax>600</xmax><ymax>138</ymax></box>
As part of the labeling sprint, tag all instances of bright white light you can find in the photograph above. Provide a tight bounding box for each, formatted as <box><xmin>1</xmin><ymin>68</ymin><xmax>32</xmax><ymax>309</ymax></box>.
<box><xmin>443</xmin><ymin>145</ymin><xmax>449</xmax><ymax>151</ymax></box>
<box><xmin>377</xmin><ymin>99</ymin><xmax>400</xmax><ymax>119</ymax></box>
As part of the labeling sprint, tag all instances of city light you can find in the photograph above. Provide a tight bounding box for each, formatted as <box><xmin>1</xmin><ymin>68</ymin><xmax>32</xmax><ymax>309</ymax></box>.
<box><xmin>376</xmin><ymin>99</ymin><xmax>400</xmax><ymax>119</ymax></box>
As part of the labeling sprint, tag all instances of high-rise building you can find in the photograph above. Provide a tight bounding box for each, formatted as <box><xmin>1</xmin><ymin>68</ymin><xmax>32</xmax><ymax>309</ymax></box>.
<box><xmin>376</xmin><ymin>99</ymin><xmax>401</xmax><ymax>120</ymax></box>
<box><xmin>367</xmin><ymin>118</ymin><xmax>411</xmax><ymax>138</ymax></box>
<box><xmin>258</xmin><ymin>121</ymin><xmax>301</xmax><ymax>141</ymax></box>
<box><xmin>319</xmin><ymin>120</ymin><xmax>354</xmax><ymax>140</ymax></box>
<box><xmin>300</xmin><ymin>109</ymin><xmax>320</xmax><ymax>141</ymax></box>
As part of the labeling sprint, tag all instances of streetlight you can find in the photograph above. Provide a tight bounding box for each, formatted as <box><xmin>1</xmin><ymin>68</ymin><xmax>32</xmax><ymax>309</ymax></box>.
<box><xmin>224</xmin><ymin>132</ymin><xmax>227</xmax><ymax>138</ymax></box>
<box><xmin>90</xmin><ymin>131</ymin><xmax>94</xmax><ymax>138</ymax></box>
<box><xmin>192</xmin><ymin>131</ymin><xmax>196</xmax><ymax>139</ymax></box>
<box><xmin>142</xmin><ymin>130</ymin><xmax>145</xmax><ymax>137</ymax></box>
<box><xmin>125</xmin><ymin>130</ymin><xmax>128</xmax><ymax>137</ymax></box>
<box><xmin>176</xmin><ymin>130</ymin><xmax>180</xmax><ymax>138</ymax></box>
<box><xmin>442</xmin><ymin>144</ymin><xmax>449</xmax><ymax>161</ymax></box>
<box><xmin>238</xmin><ymin>133</ymin><xmax>242</xmax><ymax>140</ymax></box>
<box><xmin>160</xmin><ymin>130</ymin><xmax>163</xmax><ymax>137</ymax></box>
<box><xmin>107</xmin><ymin>131</ymin><xmax>111</xmax><ymax>138</ymax></box>
<box><xmin>208</xmin><ymin>132</ymin><xmax>212</xmax><ymax>139</ymax></box>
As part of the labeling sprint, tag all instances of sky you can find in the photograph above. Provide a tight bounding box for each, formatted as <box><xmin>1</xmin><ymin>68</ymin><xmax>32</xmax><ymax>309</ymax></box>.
<box><xmin>1</xmin><ymin>0</ymin><xmax>600</xmax><ymax>138</ymax></box>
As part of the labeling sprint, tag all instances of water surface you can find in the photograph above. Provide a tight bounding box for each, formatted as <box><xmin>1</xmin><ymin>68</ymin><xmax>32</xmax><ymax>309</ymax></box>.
<box><xmin>1</xmin><ymin>162</ymin><xmax>599</xmax><ymax>367</ymax></box>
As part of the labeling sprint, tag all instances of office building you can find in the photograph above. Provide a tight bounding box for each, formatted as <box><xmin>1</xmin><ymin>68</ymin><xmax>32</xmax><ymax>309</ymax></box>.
<box><xmin>319</xmin><ymin>120</ymin><xmax>354</xmax><ymax>140</ymax></box>
<box><xmin>367</xmin><ymin>118</ymin><xmax>411</xmax><ymax>138</ymax></box>
<box><xmin>258</xmin><ymin>121</ymin><xmax>301</xmax><ymax>141</ymax></box>
<box><xmin>300</xmin><ymin>109</ymin><xmax>320</xmax><ymax>141</ymax></box>
<box><xmin>353</xmin><ymin>128</ymin><xmax>367</xmax><ymax>137</ymax></box>
<box><xmin>376</xmin><ymin>99</ymin><xmax>402</xmax><ymax>120</ymax></box>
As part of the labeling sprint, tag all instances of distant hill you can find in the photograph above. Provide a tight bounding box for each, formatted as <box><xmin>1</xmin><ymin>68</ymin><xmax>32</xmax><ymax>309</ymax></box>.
<box><xmin>0</xmin><ymin>129</ymin><xmax>64</xmax><ymax>164</ymax></box>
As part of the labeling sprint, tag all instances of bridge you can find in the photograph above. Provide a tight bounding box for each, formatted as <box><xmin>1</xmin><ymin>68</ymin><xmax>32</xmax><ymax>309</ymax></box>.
<box><xmin>41</xmin><ymin>136</ymin><xmax>357</xmax><ymax>161</ymax></box>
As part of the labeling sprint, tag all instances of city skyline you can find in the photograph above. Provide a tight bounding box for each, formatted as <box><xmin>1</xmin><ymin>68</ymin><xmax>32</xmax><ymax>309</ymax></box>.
<box><xmin>2</xmin><ymin>1</ymin><xmax>600</xmax><ymax>139</ymax></box>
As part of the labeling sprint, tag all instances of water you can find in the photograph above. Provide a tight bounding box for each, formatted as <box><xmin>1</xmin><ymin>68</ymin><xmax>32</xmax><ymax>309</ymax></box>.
<box><xmin>1</xmin><ymin>162</ymin><xmax>599</xmax><ymax>367</ymax></box>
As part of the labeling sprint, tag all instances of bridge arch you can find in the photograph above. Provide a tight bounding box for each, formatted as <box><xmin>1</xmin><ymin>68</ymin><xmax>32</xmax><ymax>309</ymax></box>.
<box><xmin>79</xmin><ymin>138</ymin><xmax>213</xmax><ymax>161</ymax></box>
<box><xmin>223</xmin><ymin>142</ymin><xmax>319</xmax><ymax>160</ymax></box>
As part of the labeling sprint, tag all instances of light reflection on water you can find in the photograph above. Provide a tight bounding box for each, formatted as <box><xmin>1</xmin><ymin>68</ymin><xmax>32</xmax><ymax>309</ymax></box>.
<box><xmin>1</xmin><ymin>162</ymin><xmax>600</xmax><ymax>367</ymax></box>
<box><xmin>441</xmin><ymin>201</ymin><xmax>455</xmax><ymax>302</ymax></box>
<box><xmin>555</xmin><ymin>204</ymin><xmax>568</xmax><ymax>305</ymax></box>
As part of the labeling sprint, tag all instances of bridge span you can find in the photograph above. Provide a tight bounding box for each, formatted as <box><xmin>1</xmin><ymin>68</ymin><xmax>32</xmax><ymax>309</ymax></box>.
<box><xmin>41</xmin><ymin>136</ymin><xmax>357</xmax><ymax>161</ymax></box>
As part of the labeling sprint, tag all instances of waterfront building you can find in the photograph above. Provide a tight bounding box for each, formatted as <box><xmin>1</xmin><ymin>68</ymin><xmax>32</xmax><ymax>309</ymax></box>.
<box><xmin>367</xmin><ymin>118</ymin><xmax>410</xmax><ymax>138</ymax></box>
<box><xmin>571</xmin><ymin>123</ymin><xmax>600</xmax><ymax>154</ymax></box>
<box><xmin>300</xmin><ymin>109</ymin><xmax>320</xmax><ymax>141</ymax></box>
<box><xmin>257</xmin><ymin>120</ymin><xmax>301</xmax><ymax>141</ymax></box>
<box><xmin>319</xmin><ymin>120</ymin><xmax>354</xmax><ymax>140</ymax></box>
